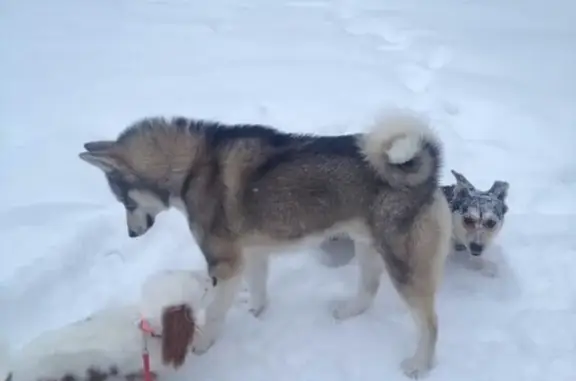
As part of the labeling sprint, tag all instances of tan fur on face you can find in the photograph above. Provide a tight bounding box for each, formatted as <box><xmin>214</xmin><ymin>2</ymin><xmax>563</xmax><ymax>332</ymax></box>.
<box><xmin>451</xmin><ymin>211</ymin><xmax>503</xmax><ymax>250</ymax></box>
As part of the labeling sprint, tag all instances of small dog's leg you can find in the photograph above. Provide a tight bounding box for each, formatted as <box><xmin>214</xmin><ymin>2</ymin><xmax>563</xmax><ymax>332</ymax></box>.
<box><xmin>332</xmin><ymin>242</ymin><xmax>384</xmax><ymax>320</ymax></box>
<box><xmin>244</xmin><ymin>253</ymin><xmax>269</xmax><ymax>317</ymax></box>
<box><xmin>468</xmin><ymin>256</ymin><xmax>499</xmax><ymax>278</ymax></box>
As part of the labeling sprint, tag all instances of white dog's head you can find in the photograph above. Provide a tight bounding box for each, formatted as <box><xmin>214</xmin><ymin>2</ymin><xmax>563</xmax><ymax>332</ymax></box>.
<box><xmin>139</xmin><ymin>269</ymin><xmax>214</xmax><ymax>369</ymax></box>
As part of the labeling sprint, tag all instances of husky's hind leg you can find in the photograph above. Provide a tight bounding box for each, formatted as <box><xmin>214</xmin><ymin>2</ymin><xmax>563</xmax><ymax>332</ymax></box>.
<box><xmin>380</xmin><ymin>239</ymin><xmax>443</xmax><ymax>379</ymax></box>
<box><xmin>378</xmin><ymin>196</ymin><xmax>451</xmax><ymax>378</ymax></box>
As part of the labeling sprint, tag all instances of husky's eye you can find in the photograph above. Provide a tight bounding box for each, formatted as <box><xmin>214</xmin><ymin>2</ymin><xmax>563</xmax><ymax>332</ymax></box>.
<box><xmin>124</xmin><ymin>198</ymin><xmax>137</xmax><ymax>212</ymax></box>
<box><xmin>125</xmin><ymin>203</ymin><xmax>137</xmax><ymax>212</ymax></box>
<box><xmin>483</xmin><ymin>219</ymin><xmax>497</xmax><ymax>229</ymax></box>
<box><xmin>463</xmin><ymin>216</ymin><xmax>476</xmax><ymax>227</ymax></box>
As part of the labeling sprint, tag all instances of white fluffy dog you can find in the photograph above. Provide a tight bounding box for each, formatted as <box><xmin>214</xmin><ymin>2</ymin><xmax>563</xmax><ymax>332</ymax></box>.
<box><xmin>1</xmin><ymin>269</ymin><xmax>214</xmax><ymax>381</ymax></box>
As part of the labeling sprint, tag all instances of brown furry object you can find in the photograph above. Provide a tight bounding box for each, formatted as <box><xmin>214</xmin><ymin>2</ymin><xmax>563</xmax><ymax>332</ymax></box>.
<box><xmin>161</xmin><ymin>304</ymin><xmax>196</xmax><ymax>368</ymax></box>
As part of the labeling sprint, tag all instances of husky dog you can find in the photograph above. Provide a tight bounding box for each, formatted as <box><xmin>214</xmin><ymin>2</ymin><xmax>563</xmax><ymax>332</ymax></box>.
<box><xmin>1</xmin><ymin>270</ymin><xmax>213</xmax><ymax>381</ymax></box>
<box><xmin>78</xmin><ymin>109</ymin><xmax>451</xmax><ymax>378</ymax></box>
<box><xmin>319</xmin><ymin>170</ymin><xmax>509</xmax><ymax>272</ymax></box>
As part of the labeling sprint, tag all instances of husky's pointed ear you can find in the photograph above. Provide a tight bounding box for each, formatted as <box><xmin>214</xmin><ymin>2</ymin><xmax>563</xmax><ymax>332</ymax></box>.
<box><xmin>451</xmin><ymin>169</ymin><xmax>475</xmax><ymax>190</ymax></box>
<box><xmin>79</xmin><ymin>140</ymin><xmax>122</xmax><ymax>173</ymax></box>
<box><xmin>79</xmin><ymin>151</ymin><xmax>121</xmax><ymax>173</ymax></box>
<box><xmin>84</xmin><ymin>140</ymin><xmax>115</xmax><ymax>152</ymax></box>
<box><xmin>489</xmin><ymin>180</ymin><xmax>509</xmax><ymax>201</ymax></box>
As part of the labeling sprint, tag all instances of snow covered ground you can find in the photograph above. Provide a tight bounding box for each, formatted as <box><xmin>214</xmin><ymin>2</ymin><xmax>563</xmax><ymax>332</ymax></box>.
<box><xmin>1</xmin><ymin>0</ymin><xmax>575</xmax><ymax>379</ymax></box>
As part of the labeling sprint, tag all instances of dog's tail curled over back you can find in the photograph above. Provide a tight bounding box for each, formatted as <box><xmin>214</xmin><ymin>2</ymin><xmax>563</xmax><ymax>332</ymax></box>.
<box><xmin>358</xmin><ymin>109</ymin><xmax>443</xmax><ymax>188</ymax></box>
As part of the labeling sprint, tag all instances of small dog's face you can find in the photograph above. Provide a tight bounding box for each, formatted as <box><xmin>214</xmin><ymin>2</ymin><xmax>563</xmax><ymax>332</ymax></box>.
<box><xmin>448</xmin><ymin>170</ymin><xmax>509</xmax><ymax>256</ymax></box>
<box><xmin>79</xmin><ymin>140</ymin><xmax>170</xmax><ymax>238</ymax></box>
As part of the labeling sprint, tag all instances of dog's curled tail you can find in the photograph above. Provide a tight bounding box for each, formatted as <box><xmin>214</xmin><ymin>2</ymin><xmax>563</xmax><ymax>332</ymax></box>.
<box><xmin>359</xmin><ymin>109</ymin><xmax>442</xmax><ymax>188</ymax></box>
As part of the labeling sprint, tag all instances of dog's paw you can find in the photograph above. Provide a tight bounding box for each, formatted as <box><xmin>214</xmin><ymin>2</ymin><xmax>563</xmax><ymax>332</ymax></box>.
<box><xmin>192</xmin><ymin>335</ymin><xmax>216</xmax><ymax>355</ymax></box>
<box><xmin>192</xmin><ymin>322</ymin><xmax>221</xmax><ymax>355</ymax></box>
<box><xmin>401</xmin><ymin>357</ymin><xmax>432</xmax><ymax>379</ymax></box>
<box><xmin>249</xmin><ymin>299</ymin><xmax>268</xmax><ymax>318</ymax></box>
<box><xmin>467</xmin><ymin>257</ymin><xmax>498</xmax><ymax>278</ymax></box>
<box><xmin>331</xmin><ymin>298</ymin><xmax>369</xmax><ymax>320</ymax></box>
<box><xmin>479</xmin><ymin>260</ymin><xmax>499</xmax><ymax>278</ymax></box>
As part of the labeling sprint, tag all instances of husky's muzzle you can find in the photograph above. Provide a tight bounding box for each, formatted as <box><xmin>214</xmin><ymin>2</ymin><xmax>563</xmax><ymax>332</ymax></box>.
<box><xmin>128</xmin><ymin>214</ymin><xmax>155</xmax><ymax>238</ymax></box>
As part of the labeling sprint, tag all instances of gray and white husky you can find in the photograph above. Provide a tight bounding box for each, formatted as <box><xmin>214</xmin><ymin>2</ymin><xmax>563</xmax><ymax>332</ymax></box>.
<box><xmin>78</xmin><ymin>109</ymin><xmax>452</xmax><ymax>378</ymax></box>
<box><xmin>320</xmin><ymin>169</ymin><xmax>509</xmax><ymax>273</ymax></box>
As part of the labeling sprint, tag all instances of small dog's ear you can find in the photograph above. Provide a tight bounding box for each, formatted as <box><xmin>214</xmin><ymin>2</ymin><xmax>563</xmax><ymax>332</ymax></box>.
<box><xmin>452</xmin><ymin>184</ymin><xmax>471</xmax><ymax>203</ymax></box>
<box><xmin>451</xmin><ymin>169</ymin><xmax>475</xmax><ymax>190</ymax></box>
<box><xmin>489</xmin><ymin>180</ymin><xmax>509</xmax><ymax>201</ymax></box>
<box><xmin>161</xmin><ymin>304</ymin><xmax>195</xmax><ymax>369</ymax></box>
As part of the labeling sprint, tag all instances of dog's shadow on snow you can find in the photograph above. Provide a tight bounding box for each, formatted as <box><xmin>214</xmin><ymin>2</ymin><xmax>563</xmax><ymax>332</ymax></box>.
<box><xmin>442</xmin><ymin>244</ymin><xmax>522</xmax><ymax>301</ymax></box>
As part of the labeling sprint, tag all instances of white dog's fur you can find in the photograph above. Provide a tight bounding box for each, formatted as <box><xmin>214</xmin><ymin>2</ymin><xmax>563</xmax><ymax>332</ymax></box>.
<box><xmin>1</xmin><ymin>269</ymin><xmax>214</xmax><ymax>381</ymax></box>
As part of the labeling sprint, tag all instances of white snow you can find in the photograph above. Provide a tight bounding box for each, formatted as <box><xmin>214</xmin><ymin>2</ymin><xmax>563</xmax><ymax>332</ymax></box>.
<box><xmin>1</xmin><ymin>0</ymin><xmax>576</xmax><ymax>379</ymax></box>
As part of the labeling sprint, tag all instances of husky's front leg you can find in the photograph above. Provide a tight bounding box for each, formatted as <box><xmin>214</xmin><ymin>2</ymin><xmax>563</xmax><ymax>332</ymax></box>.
<box><xmin>332</xmin><ymin>241</ymin><xmax>384</xmax><ymax>319</ymax></box>
<box><xmin>244</xmin><ymin>253</ymin><xmax>269</xmax><ymax>317</ymax></box>
<box><xmin>193</xmin><ymin>238</ymin><xmax>243</xmax><ymax>354</ymax></box>
<box><xmin>193</xmin><ymin>274</ymin><xmax>242</xmax><ymax>354</ymax></box>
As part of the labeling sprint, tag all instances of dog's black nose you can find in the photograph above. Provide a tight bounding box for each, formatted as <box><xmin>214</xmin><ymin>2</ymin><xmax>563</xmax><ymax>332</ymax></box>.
<box><xmin>128</xmin><ymin>230</ymin><xmax>138</xmax><ymax>238</ymax></box>
<box><xmin>469</xmin><ymin>242</ymin><xmax>484</xmax><ymax>255</ymax></box>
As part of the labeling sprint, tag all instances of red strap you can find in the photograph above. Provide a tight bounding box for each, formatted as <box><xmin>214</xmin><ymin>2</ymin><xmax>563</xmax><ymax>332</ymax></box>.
<box><xmin>139</xmin><ymin>318</ymin><xmax>154</xmax><ymax>334</ymax></box>
<box><xmin>142</xmin><ymin>351</ymin><xmax>152</xmax><ymax>381</ymax></box>
<box><xmin>140</xmin><ymin>317</ymin><xmax>154</xmax><ymax>381</ymax></box>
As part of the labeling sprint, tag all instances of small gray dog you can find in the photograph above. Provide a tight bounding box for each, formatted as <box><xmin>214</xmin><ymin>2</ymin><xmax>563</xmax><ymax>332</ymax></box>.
<box><xmin>320</xmin><ymin>169</ymin><xmax>509</xmax><ymax>270</ymax></box>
